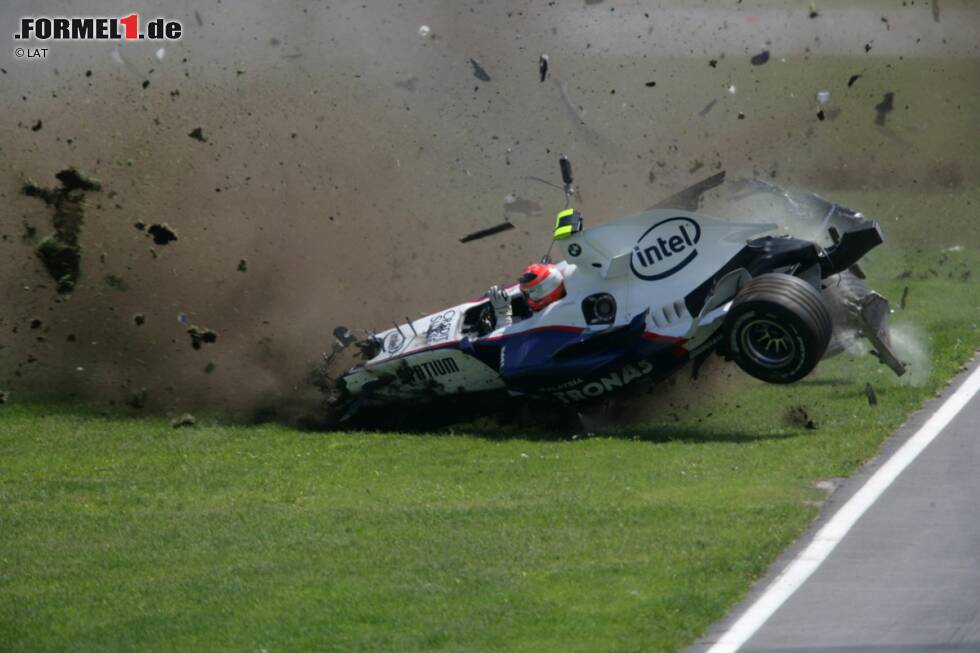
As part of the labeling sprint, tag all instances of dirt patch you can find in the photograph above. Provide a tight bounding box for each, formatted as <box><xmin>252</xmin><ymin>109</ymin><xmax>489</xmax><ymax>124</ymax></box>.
<box><xmin>785</xmin><ymin>404</ymin><xmax>818</xmax><ymax>430</ymax></box>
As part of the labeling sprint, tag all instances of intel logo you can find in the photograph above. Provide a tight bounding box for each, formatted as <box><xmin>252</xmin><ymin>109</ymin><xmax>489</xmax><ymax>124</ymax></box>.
<box><xmin>629</xmin><ymin>216</ymin><xmax>701</xmax><ymax>280</ymax></box>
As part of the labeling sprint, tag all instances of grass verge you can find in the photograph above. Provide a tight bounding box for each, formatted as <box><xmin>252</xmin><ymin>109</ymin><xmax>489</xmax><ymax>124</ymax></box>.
<box><xmin>1</xmin><ymin>198</ymin><xmax>978</xmax><ymax>652</ymax></box>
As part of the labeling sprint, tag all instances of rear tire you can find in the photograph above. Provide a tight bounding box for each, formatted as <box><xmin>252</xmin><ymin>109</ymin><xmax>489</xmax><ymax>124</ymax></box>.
<box><xmin>726</xmin><ymin>274</ymin><xmax>832</xmax><ymax>383</ymax></box>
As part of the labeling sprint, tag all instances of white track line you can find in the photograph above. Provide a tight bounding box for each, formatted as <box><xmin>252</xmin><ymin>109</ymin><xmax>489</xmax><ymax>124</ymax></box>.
<box><xmin>706</xmin><ymin>361</ymin><xmax>980</xmax><ymax>653</ymax></box>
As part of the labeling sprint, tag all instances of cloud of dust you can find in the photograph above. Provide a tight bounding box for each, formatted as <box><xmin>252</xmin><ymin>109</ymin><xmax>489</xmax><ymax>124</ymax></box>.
<box><xmin>1</xmin><ymin>1</ymin><xmax>977</xmax><ymax>424</ymax></box>
<box><xmin>888</xmin><ymin>323</ymin><xmax>932</xmax><ymax>388</ymax></box>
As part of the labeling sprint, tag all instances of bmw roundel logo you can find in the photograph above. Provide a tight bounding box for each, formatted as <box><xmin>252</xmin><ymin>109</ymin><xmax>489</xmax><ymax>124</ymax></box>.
<box><xmin>384</xmin><ymin>330</ymin><xmax>406</xmax><ymax>353</ymax></box>
<box><xmin>568</xmin><ymin>243</ymin><xmax>581</xmax><ymax>257</ymax></box>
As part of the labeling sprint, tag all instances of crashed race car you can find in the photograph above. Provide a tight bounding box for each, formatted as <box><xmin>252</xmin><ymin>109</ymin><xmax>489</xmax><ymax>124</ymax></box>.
<box><xmin>319</xmin><ymin>159</ymin><xmax>906</xmax><ymax>422</ymax></box>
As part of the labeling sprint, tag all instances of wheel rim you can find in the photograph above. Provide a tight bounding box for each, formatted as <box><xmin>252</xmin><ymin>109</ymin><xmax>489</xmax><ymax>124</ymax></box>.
<box><xmin>740</xmin><ymin>319</ymin><xmax>796</xmax><ymax>368</ymax></box>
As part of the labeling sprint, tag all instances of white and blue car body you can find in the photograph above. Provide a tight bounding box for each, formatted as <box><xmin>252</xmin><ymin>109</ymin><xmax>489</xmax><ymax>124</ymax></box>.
<box><xmin>332</xmin><ymin>179</ymin><xmax>905</xmax><ymax>415</ymax></box>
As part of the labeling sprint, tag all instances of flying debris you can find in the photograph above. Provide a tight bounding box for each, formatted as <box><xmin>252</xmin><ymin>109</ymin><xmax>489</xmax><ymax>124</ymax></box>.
<box><xmin>848</xmin><ymin>74</ymin><xmax>862</xmax><ymax>87</ymax></box>
<box><xmin>865</xmin><ymin>382</ymin><xmax>878</xmax><ymax>406</ymax></box>
<box><xmin>146</xmin><ymin>223</ymin><xmax>178</xmax><ymax>245</ymax></box>
<box><xmin>750</xmin><ymin>50</ymin><xmax>770</xmax><ymax>66</ymax></box>
<box><xmin>459</xmin><ymin>222</ymin><xmax>514</xmax><ymax>243</ymax></box>
<box><xmin>22</xmin><ymin>168</ymin><xmax>101</xmax><ymax>293</ymax></box>
<box><xmin>187</xmin><ymin>325</ymin><xmax>217</xmax><ymax>350</ymax></box>
<box><xmin>504</xmin><ymin>195</ymin><xmax>542</xmax><ymax>216</ymax></box>
<box><xmin>171</xmin><ymin>413</ymin><xmax>196</xmax><ymax>428</ymax></box>
<box><xmin>874</xmin><ymin>92</ymin><xmax>895</xmax><ymax>126</ymax></box>
<box><xmin>469</xmin><ymin>58</ymin><xmax>491</xmax><ymax>82</ymax></box>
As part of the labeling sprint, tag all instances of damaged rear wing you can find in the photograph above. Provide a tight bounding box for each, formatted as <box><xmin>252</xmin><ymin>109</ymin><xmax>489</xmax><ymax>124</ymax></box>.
<box><xmin>819</xmin><ymin>221</ymin><xmax>884</xmax><ymax>278</ymax></box>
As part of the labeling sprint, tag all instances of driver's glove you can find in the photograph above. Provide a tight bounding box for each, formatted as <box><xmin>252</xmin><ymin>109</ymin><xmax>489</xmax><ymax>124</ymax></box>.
<box><xmin>488</xmin><ymin>285</ymin><xmax>513</xmax><ymax>328</ymax></box>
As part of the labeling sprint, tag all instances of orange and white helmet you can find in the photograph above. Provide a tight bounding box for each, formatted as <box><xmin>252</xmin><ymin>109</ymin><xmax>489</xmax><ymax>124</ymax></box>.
<box><xmin>519</xmin><ymin>263</ymin><xmax>565</xmax><ymax>311</ymax></box>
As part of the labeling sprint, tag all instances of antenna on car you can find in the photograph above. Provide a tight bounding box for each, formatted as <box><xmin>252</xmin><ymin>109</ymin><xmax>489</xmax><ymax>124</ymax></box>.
<box><xmin>541</xmin><ymin>154</ymin><xmax>580</xmax><ymax>263</ymax></box>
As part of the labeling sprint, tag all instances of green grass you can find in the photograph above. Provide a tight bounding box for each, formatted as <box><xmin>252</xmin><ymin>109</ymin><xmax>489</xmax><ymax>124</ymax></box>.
<box><xmin>2</xmin><ymin>189</ymin><xmax>978</xmax><ymax>651</ymax></box>
<box><xmin>1</xmin><ymin>266</ymin><xmax>977</xmax><ymax>652</ymax></box>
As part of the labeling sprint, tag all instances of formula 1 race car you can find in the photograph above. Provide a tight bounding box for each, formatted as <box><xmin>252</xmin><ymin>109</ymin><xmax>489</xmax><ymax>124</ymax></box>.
<box><xmin>318</xmin><ymin>159</ymin><xmax>906</xmax><ymax>421</ymax></box>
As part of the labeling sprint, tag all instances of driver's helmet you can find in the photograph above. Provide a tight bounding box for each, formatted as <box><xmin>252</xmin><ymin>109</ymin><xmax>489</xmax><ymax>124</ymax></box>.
<box><xmin>519</xmin><ymin>263</ymin><xmax>565</xmax><ymax>311</ymax></box>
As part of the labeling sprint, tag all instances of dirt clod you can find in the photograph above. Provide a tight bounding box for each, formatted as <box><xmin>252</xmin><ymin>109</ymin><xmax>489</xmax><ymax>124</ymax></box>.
<box><xmin>171</xmin><ymin>413</ymin><xmax>196</xmax><ymax>428</ymax></box>
<box><xmin>104</xmin><ymin>274</ymin><xmax>128</xmax><ymax>291</ymax></box>
<box><xmin>469</xmin><ymin>58</ymin><xmax>491</xmax><ymax>82</ymax></box>
<box><xmin>237</xmin><ymin>259</ymin><xmax>248</xmax><ymax>272</ymax></box>
<box><xmin>22</xmin><ymin>168</ymin><xmax>101</xmax><ymax>293</ymax></box>
<box><xmin>188</xmin><ymin>127</ymin><xmax>207</xmax><ymax>142</ymax></box>
<box><xmin>126</xmin><ymin>387</ymin><xmax>148</xmax><ymax>409</ymax></box>
<box><xmin>133</xmin><ymin>313</ymin><xmax>145</xmax><ymax>326</ymax></box>
<box><xmin>147</xmin><ymin>223</ymin><xmax>178</xmax><ymax>245</ymax></box>
<box><xmin>187</xmin><ymin>325</ymin><xmax>218</xmax><ymax>350</ymax></box>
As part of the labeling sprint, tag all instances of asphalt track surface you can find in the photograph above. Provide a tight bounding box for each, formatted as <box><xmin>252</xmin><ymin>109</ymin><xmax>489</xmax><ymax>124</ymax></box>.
<box><xmin>691</xmin><ymin>355</ymin><xmax>980</xmax><ymax>653</ymax></box>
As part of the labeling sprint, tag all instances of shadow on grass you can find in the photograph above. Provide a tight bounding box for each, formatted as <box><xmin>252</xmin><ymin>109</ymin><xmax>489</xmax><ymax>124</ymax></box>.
<box><xmin>4</xmin><ymin>398</ymin><xmax>805</xmax><ymax>446</ymax></box>
<box><xmin>796</xmin><ymin>377</ymin><xmax>855</xmax><ymax>387</ymax></box>
<box><xmin>452</xmin><ymin>420</ymin><xmax>805</xmax><ymax>444</ymax></box>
